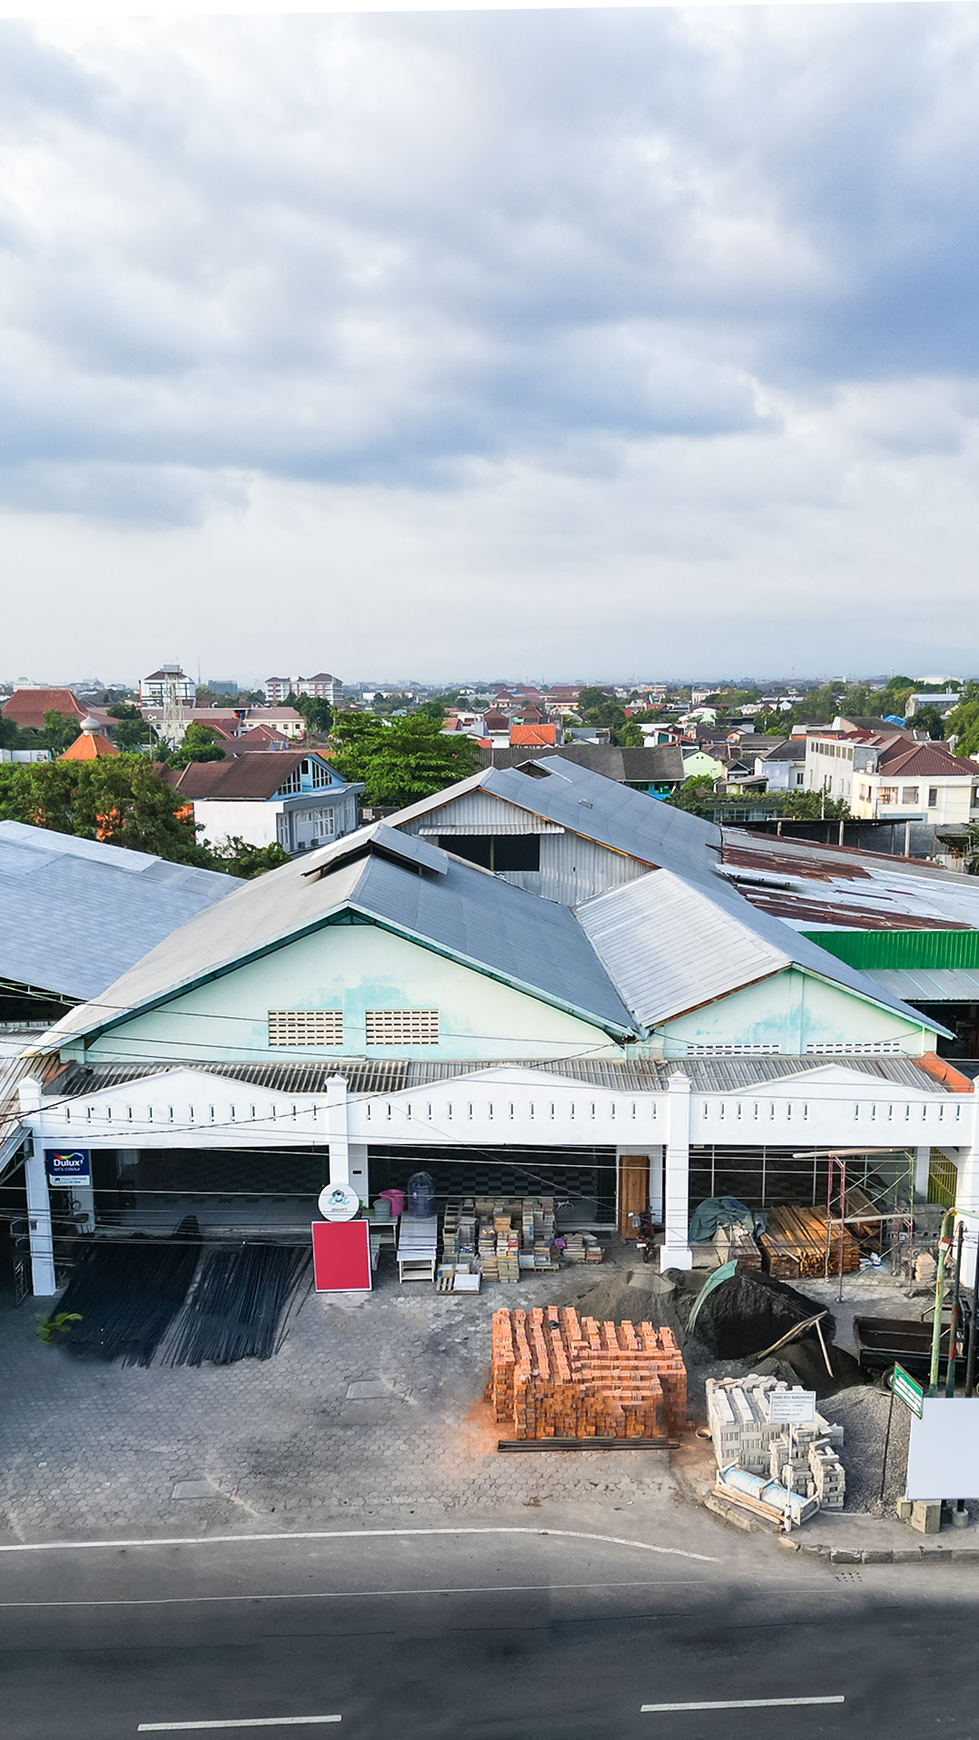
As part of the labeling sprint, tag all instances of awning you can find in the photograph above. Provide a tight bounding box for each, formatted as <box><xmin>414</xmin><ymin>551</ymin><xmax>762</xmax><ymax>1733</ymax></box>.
<box><xmin>868</xmin><ymin>968</ymin><xmax>979</xmax><ymax>1003</ymax></box>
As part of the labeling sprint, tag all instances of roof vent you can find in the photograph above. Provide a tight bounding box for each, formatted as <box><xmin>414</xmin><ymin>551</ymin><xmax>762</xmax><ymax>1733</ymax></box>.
<box><xmin>579</xmin><ymin>799</ymin><xmax>593</xmax><ymax>809</ymax></box>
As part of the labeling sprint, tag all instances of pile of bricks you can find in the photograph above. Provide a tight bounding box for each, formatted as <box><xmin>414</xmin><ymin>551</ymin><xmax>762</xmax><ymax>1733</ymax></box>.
<box><xmin>443</xmin><ymin>1197</ymin><xmax>559</xmax><ymax>1281</ymax></box>
<box><xmin>491</xmin><ymin>1306</ymin><xmax>687</xmax><ymax>1441</ymax></box>
<box><xmin>808</xmin><ymin>1438</ymin><xmax>846</xmax><ymax>1509</ymax></box>
<box><xmin>706</xmin><ymin>1376</ymin><xmax>846</xmax><ymax>1513</ymax></box>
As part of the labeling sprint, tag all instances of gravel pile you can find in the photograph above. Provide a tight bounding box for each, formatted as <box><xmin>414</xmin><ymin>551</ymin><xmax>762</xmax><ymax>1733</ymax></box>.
<box><xmin>819</xmin><ymin>1384</ymin><xmax>911</xmax><ymax>1514</ymax></box>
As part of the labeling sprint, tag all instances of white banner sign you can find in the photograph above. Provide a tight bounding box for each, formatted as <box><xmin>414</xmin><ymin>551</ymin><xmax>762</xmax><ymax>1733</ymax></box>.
<box><xmin>906</xmin><ymin>1398</ymin><xmax>979</xmax><ymax>1500</ymax></box>
<box><xmin>768</xmin><ymin>1390</ymin><xmax>817</xmax><ymax>1424</ymax></box>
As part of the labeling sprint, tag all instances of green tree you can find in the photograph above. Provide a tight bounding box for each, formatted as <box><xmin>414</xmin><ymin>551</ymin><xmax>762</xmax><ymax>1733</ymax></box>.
<box><xmin>414</xmin><ymin>700</ymin><xmax>447</xmax><ymax>722</ymax></box>
<box><xmin>909</xmin><ymin>705</ymin><xmax>945</xmax><ymax>741</ymax></box>
<box><xmin>286</xmin><ymin>692</ymin><xmax>333</xmax><ymax>736</ymax></box>
<box><xmin>106</xmin><ymin>703</ymin><xmax>156</xmax><ymax>751</ymax></box>
<box><xmin>167</xmin><ymin>724</ymin><xmax>226</xmax><ymax>769</ymax></box>
<box><xmin>0</xmin><ymin>756</ymin><xmax>212</xmax><ymax>864</ymax></box>
<box><xmin>946</xmin><ymin>699</ymin><xmax>979</xmax><ymax>757</ymax></box>
<box><xmin>781</xmin><ymin>789</ymin><xmax>851</xmax><ymax>820</ymax></box>
<box><xmin>331</xmin><ymin>715</ymin><xmax>481</xmax><ymax>807</ymax></box>
<box><xmin>205</xmin><ymin>836</ymin><xmax>291</xmax><ymax>878</ymax></box>
<box><xmin>41</xmin><ymin>710</ymin><xmax>81</xmax><ymax>755</ymax></box>
<box><xmin>665</xmin><ymin>777</ymin><xmax>714</xmax><ymax>816</ymax></box>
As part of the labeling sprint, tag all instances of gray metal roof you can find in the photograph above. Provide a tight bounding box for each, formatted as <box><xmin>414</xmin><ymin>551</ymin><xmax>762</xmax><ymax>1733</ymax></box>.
<box><xmin>867</xmin><ymin>968</ymin><xmax>979</xmax><ymax>1003</ymax></box>
<box><xmin>46</xmin><ymin>825</ymin><xmax>639</xmax><ymax>1045</ymax></box>
<box><xmin>47</xmin><ymin>1052</ymin><xmax>957</xmax><ymax>1100</ymax></box>
<box><xmin>576</xmin><ymin>865</ymin><xmax>950</xmax><ymax>1035</ymax></box>
<box><xmin>0</xmin><ymin>820</ymin><xmax>239</xmax><ymax>1002</ymax></box>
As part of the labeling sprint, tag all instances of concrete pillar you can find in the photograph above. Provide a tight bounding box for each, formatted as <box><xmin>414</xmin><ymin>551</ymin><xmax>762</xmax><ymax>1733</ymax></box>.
<box><xmin>954</xmin><ymin>1140</ymin><xmax>978</xmax><ymax>1222</ymax></box>
<box><xmin>649</xmin><ymin>1144</ymin><xmax>664</xmax><ymax>1223</ymax></box>
<box><xmin>325</xmin><ymin>1076</ymin><xmax>350</xmax><ymax>1187</ymax></box>
<box><xmin>17</xmin><ymin>1076</ymin><xmax>55</xmax><ymax>1296</ymax></box>
<box><xmin>915</xmin><ymin>1145</ymin><xmax>931</xmax><ymax>1199</ymax></box>
<box><xmin>661</xmin><ymin>1073</ymin><xmax>692</xmax><ymax>1272</ymax></box>
<box><xmin>348</xmin><ymin>1143</ymin><xmax>369</xmax><ymax>1206</ymax></box>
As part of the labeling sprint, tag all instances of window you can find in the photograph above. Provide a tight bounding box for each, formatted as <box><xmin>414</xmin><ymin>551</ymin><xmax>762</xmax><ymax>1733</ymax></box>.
<box><xmin>439</xmin><ymin>834</ymin><xmax>541</xmax><ymax>873</ymax></box>
<box><xmin>928</xmin><ymin>787</ymin><xmax>939</xmax><ymax>807</ymax></box>
<box><xmin>878</xmin><ymin>786</ymin><xmax>898</xmax><ymax>805</ymax></box>
<box><xmin>268</xmin><ymin>1009</ymin><xmax>344</xmax><ymax>1047</ymax></box>
<box><xmin>365</xmin><ymin>1009</ymin><xmax>439</xmax><ymax>1045</ymax></box>
<box><xmin>901</xmin><ymin>786</ymin><xmax>919</xmax><ymax>806</ymax></box>
<box><xmin>859</xmin><ymin>785</ymin><xmax>872</xmax><ymax>802</ymax></box>
<box><xmin>806</xmin><ymin>1039</ymin><xmax>903</xmax><ymax>1055</ymax></box>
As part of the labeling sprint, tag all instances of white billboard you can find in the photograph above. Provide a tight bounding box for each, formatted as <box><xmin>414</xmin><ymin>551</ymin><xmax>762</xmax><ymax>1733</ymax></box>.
<box><xmin>906</xmin><ymin>1397</ymin><xmax>979</xmax><ymax>1499</ymax></box>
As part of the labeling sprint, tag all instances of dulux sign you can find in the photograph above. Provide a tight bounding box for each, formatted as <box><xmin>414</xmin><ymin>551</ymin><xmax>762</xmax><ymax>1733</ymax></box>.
<box><xmin>46</xmin><ymin>1149</ymin><xmax>91</xmax><ymax>1187</ymax></box>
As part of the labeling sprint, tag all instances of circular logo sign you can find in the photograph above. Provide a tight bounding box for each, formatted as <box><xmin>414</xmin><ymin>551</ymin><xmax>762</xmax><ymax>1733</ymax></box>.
<box><xmin>317</xmin><ymin>1182</ymin><xmax>360</xmax><ymax>1221</ymax></box>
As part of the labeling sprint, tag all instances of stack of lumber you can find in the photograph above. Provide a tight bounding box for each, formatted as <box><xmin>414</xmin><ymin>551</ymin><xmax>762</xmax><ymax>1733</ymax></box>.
<box><xmin>713</xmin><ymin>1223</ymin><xmax>761</xmax><ymax>1270</ymax></box>
<box><xmin>491</xmin><ymin>1306</ymin><xmax>686</xmax><ymax>1441</ymax></box>
<box><xmin>759</xmin><ymin>1204</ymin><xmax>859</xmax><ymax>1280</ymax></box>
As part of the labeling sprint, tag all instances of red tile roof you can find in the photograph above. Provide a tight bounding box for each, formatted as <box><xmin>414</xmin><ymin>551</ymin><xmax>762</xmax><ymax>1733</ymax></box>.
<box><xmin>1</xmin><ymin>688</ymin><xmax>90</xmax><ymax>730</ymax></box>
<box><xmin>59</xmin><ymin>730</ymin><xmax>118</xmax><ymax>761</ymax></box>
<box><xmin>877</xmin><ymin>742</ymin><xmax>975</xmax><ymax>778</ymax></box>
<box><xmin>510</xmin><ymin>723</ymin><xmax>558</xmax><ymax>746</ymax></box>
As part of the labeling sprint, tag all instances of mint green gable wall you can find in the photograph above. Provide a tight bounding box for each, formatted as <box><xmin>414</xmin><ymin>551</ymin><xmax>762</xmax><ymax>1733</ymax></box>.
<box><xmin>75</xmin><ymin>920</ymin><xmax>622</xmax><ymax>1065</ymax></box>
<box><xmin>655</xmin><ymin>968</ymin><xmax>931</xmax><ymax>1057</ymax></box>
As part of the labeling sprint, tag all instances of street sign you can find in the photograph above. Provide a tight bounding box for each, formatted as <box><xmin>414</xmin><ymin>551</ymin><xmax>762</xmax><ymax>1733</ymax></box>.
<box><xmin>768</xmin><ymin>1389</ymin><xmax>817</xmax><ymax>1424</ymax></box>
<box><xmin>46</xmin><ymin>1149</ymin><xmax>91</xmax><ymax>1187</ymax></box>
<box><xmin>892</xmin><ymin>1363</ymin><xmax>924</xmax><ymax>1420</ymax></box>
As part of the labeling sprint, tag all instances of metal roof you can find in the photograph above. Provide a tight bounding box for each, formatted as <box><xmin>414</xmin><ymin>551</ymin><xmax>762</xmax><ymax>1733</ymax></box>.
<box><xmin>0</xmin><ymin>820</ymin><xmax>239</xmax><ymax>1002</ymax></box>
<box><xmin>392</xmin><ymin>758</ymin><xmax>723</xmax><ymax>885</ymax></box>
<box><xmin>46</xmin><ymin>825</ymin><xmax>639</xmax><ymax>1045</ymax></box>
<box><xmin>45</xmin><ymin>1052</ymin><xmax>958</xmax><ymax>1100</ymax></box>
<box><xmin>721</xmin><ymin>828</ymin><xmax>979</xmax><ymax>932</ymax></box>
<box><xmin>867</xmin><ymin>968</ymin><xmax>979</xmax><ymax>1003</ymax></box>
<box><xmin>576</xmin><ymin>864</ymin><xmax>948</xmax><ymax>1033</ymax></box>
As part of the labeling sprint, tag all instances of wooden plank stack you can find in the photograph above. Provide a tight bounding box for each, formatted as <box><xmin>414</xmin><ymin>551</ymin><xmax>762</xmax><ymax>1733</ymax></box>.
<box><xmin>491</xmin><ymin>1306</ymin><xmax>687</xmax><ymax>1441</ymax></box>
<box><xmin>759</xmin><ymin>1204</ymin><xmax>859</xmax><ymax>1280</ymax></box>
<box><xmin>713</xmin><ymin>1224</ymin><xmax>761</xmax><ymax>1270</ymax></box>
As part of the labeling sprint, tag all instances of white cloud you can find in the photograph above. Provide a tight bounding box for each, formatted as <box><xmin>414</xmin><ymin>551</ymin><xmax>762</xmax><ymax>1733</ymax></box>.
<box><xmin>1</xmin><ymin>6</ymin><xmax>978</xmax><ymax>678</ymax></box>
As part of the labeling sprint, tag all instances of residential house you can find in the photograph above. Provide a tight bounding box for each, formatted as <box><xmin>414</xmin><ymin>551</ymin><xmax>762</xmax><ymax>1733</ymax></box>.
<box><xmin>141</xmin><ymin>705</ymin><xmax>305</xmax><ymax>744</ymax></box>
<box><xmin>479</xmin><ymin>743</ymin><xmax>686</xmax><ymax>796</ymax></box>
<box><xmin>755</xmin><ymin>737</ymin><xmax>807</xmax><ymax>794</ymax></box>
<box><xmin>805</xmin><ymin>732</ymin><xmax>979</xmax><ymax>827</ymax></box>
<box><xmin>164</xmin><ymin>750</ymin><xmax>361</xmax><ymax>856</ymax></box>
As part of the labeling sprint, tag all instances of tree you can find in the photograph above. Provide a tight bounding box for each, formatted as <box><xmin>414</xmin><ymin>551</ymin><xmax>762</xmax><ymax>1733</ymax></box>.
<box><xmin>946</xmin><ymin>699</ymin><xmax>979</xmax><ymax>757</ymax></box>
<box><xmin>206</xmin><ymin>836</ymin><xmax>291</xmax><ymax>878</ymax></box>
<box><xmin>41</xmin><ymin>710</ymin><xmax>82</xmax><ymax>755</ymax></box>
<box><xmin>166</xmin><ymin>724</ymin><xmax>226</xmax><ymax>769</ymax></box>
<box><xmin>106</xmin><ymin>703</ymin><xmax>156</xmax><ymax>751</ymax></box>
<box><xmin>414</xmin><ymin>700</ymin><xmax>447</xmax><ymax>722</ymax></box>
<box><xmin>331</xmin><ymin>715</ymin><xmax>481</xmax><ymax>807</ymax></box>
<box><xmin>0</xmin><ymin>756</ymin><xmax>212</xmax><ymax>864</ymax></box>
<box><xmin>909</xmin><ymin>705</ymin><xmax>945</xmax><ymax>741</ymax></box>
<box><xmin>781</xmin><ymin>790</ymin><xmax>851</xmax><ymax>820</ymax></box>
<box><xmin>286</xmin><ymin>692</ymin><xmax>333</xmax><ymax>736</ymax></box>
<box><xmin>666</xmin><ymin>777</ymin><xmax>714</xmax><ymax>816</ymax></box>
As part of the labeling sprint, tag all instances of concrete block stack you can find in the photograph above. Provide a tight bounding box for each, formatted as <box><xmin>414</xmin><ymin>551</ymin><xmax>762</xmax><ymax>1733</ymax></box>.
<box><xmin>706</xmin><ymin>1376</ymin><xmax>846</xmax><ymax>1513</ymax></box>
<box><xmin>491</xmin><ymin>1306</ymin><xmax>687</xmax><ymax>1441</ymax></box>
<box><xmin>808</xmin><ymin>1438</ymin><xmax>846</xmax><ymax>1510</ymax></box>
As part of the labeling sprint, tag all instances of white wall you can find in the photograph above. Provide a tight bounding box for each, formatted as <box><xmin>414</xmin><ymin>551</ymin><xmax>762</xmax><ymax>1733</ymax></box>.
<box><xmin>196</xmin><ymin>799</ymin><xmax>280</xmax><ymax>850</ymax></box>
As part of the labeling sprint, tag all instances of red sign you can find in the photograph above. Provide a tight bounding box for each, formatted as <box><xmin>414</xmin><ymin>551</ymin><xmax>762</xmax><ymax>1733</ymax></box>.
<box><xmin>311</xmin><ymin>1220</ymin><xmax>372</xmax><ymax>1291</ymax></box>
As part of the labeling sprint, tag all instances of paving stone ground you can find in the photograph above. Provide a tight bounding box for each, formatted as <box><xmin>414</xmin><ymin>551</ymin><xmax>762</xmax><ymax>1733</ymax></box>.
<box><xmin>0</xmin><ymin>1250</ymin><xmax>682</xmax><ymax>1545</ymax></box>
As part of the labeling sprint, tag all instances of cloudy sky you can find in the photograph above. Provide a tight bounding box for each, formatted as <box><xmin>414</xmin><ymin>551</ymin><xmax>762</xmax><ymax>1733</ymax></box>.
<box><xmin>2</xmin><ymin>4</ymin><xmax>978</xmax><ymax>686</ymax></box>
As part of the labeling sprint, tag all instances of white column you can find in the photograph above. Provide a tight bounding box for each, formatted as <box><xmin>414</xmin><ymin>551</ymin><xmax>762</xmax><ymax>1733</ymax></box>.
<box><xmin>915</xmin><ymin>1144</ymin><xmax>931</xmax><ymax>1199</ymax></box>
<box><xmin>661</xmin><ymin>1073</ymin><xmax>692</xmax><ymax>1272</ymax></box>
<box><xmin>18</xmin><ymin>1076</ymin><xmax>56</xmax><ymax>1296</ymax></box>
<box><xmin>649</xmin><ymin>1145</ymin><xmax>664</xmax><ymax>1223</ymax></box>
<box><xmin>325</xmin><ymin>1076</ymin><xmax>350</xmax><ymax>1187</ymax></box>
<box><xmin>954</xmin><ymin>1141</ymin><xmax>979</xmax><ymax>1220</ymax></box>
<box><xmin>348</xmin><ymin>1143</ymin><xmax>369</xmax><ymax>1206</ymax></box>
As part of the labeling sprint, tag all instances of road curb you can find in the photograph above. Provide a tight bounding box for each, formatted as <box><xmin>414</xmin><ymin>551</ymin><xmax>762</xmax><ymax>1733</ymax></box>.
<box><xmin>703</xmin><ymin>1494</ymin><xmax>979</xmax><ymax>1564</ymax></box>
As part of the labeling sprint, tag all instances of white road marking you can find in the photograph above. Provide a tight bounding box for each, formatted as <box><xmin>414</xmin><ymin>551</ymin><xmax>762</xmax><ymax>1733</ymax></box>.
<box><xmin>0</xmin><ymin>1525</ymin><xmax>718</xmax><ymax>1563</ymax></box>
<box><xmin>0</xmin><ymin>1578</ymin><xmax>707</xmax><ymax>1609</ymax></box>
<box><xmin>641</xmin><ymin>1696</ymin><xmax>846</xmax><ymax>1712</ymax></box>
<box><xmin>138</xmin><ymin>1721</ymin><xmax>341</xmax><ymax>1732</ymax></box>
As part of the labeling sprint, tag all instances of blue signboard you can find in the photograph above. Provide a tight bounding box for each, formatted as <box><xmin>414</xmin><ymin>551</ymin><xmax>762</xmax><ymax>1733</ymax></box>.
<box><xmin>46</xmin><ymin>1149</ymin><xmax>91</xmax><ymax>1187</ymax></box>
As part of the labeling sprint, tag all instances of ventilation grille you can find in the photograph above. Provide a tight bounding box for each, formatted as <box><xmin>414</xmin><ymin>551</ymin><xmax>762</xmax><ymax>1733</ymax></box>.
<box><xmin>685</xmin><ymin>1043</ymin><xmax>781</xmax><ymax>1057</ymax></box>
<box><xmin>805</xmin><ymin>1039</ymin><xmax>903</xmax><ymax>1055</ymax></box>
<box><xmin>365</xmin><ymin>1009</ymin><xmax>439</xmax><ymax>1046</ymax></box>
<box><xmin>268</xmin><ymin>1009</ymin><xmax>344</xmax><ymax>1048</ymax></box>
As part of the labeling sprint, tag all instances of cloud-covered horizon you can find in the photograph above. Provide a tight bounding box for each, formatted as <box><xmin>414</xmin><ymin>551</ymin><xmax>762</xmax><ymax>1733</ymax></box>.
<box><xmin>2</xmin><ymin>7</ymin><xmax>979</xmax><ymax>681</ymax></box>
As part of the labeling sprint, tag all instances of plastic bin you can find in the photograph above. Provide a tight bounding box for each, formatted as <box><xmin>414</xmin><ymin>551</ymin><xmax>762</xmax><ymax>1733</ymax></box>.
<box><xmin>406</xmin><ymin>1171</ymin><xmax>435</xmax><ymax>1218</ymax></box>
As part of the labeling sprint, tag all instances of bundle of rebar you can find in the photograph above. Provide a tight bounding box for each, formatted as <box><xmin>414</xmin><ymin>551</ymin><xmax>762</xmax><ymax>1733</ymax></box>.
<box><xmin>165</xmin><ymin>1243</ymin><xmax>310</xmax><ymax>1366</ymax></box>
<box><xmin>56</xmin><ymin>1218</ymin><xmax>202</xmax><ymax>1366</ymax></box>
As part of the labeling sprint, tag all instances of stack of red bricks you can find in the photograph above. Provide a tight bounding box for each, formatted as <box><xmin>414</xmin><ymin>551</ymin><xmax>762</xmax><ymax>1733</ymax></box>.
<box><xmin>491</xmin><ymin>1306</ymin><xmax>687</xmax><ymax>1441</ymax></box>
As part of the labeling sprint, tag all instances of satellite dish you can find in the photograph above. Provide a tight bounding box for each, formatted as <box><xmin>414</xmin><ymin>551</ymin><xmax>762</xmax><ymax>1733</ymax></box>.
<box><xmin>318</xmin><ymin>1182</ymin><xmax>360</xmax><ymax>1222</ymax></box>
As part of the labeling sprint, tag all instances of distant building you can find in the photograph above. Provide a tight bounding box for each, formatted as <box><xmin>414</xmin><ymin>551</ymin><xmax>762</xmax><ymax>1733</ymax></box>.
<box><xmin>207</xmin><ymin>680</ymin><xmax>240</xmax><ymax>697</ymax></box>
<box><xmin>905</xmin><ymin>692</ymin><xmax>961</xmax><ymax>719</ymax></box>
<box><xmin>264</xmin><ymin>674</ymin><xmax>343</xmax><ymax>706</ymax></box>
<box><xmin>139</xmin><ymin>666</ymin><xmax>196</xmax><ymax>705</ymax></box>
<box><xmin>805</xmin><ymin>730</ymin><xmax>979</xmax><ymax>827</ymax></box>
<box><xmin>59</xmin><ymin>716</ymin><xmax>119</xmax><ymax>761</ymax></box>
<box><xmin>1</xmin><ymin>687</ymin><xmax>116</xmax><ymax>735</ymax></box>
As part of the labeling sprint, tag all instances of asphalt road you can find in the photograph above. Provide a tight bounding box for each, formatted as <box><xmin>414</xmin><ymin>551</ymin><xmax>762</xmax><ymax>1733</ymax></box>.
<box><xmin>1</xmin><ymin>1526</ymin><xmax>977</xmax><ymax>1739</ymax></box>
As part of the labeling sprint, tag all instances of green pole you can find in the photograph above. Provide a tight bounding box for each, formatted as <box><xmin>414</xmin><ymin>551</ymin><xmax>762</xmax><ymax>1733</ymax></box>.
<box><xmin>929</xmin><ymin>1208</ymin><xmax>956</xmax><ymax>1398</ymax></box>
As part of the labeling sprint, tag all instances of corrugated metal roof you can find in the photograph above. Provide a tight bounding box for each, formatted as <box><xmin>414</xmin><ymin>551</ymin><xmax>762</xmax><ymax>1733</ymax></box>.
<box><xmin>46</xmin><ymin>829</ymin><xmax>639</xmax><ymax>1046</ymax></box>
<box><xmin>867</xmin><ymin>968</ymin><xmax>979</xmax><ymax>1002</ymax></box>
<box><xmin>576</xmin><ymin>864</ymin><xmax>947</xmax><ymax>1033</ymax></box>
<box><xmin>44</xmin><ymin>1052</ymin><xmax>960</xmax><ymax>1100</ymax></box>
<box><xmin>0</xmin><ymin>820</ymin><xmax>239</xmax><ymax>1002</ymax></box>
<box><xmin>576</xmin><ymin>869</ymin><xmax>786</xmax><ymax>1027</ymax></box>
<box><xmin>392</xmin><ymin>759</ymin><xmax>722</xmax><ymax>886</ymax></box>
<box><xmin>721</xmin><ymin>828</ymin><xmax>979</xmax><ymax>932</ymax></box>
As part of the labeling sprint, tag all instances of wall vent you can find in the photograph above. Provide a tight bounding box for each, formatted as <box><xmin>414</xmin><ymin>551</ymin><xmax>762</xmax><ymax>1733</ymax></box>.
<box><xmin>268</xmin><ymin>1009</ymin><xmax>344</xmax><ymax>1047</ymax></box>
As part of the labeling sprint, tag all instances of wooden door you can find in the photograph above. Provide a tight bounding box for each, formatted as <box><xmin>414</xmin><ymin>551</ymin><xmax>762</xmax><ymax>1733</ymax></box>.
<box><xmin>618</xmin><ymin>1153</ymin><xmax>649</xmax><ymax>1236</ymax></box>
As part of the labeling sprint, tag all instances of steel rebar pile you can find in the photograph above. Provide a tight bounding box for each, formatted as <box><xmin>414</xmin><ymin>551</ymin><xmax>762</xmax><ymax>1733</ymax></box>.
<box><xmin>165</xmin><ymin>1244</ymin><xmax>310</xmax><ymax>1366</ymax></box>
<box><xmin>56</xmin><ymin>1218</ymin><xmax>202</xmax><ymax>1366</ymax></box>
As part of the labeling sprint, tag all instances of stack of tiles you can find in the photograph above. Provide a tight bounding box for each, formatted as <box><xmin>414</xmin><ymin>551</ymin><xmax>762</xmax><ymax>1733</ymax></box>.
<box><xmin>808</xmin><ymin>1439</ymin><xmax>846</xmax><ymax>1509</ymax></box>
<box><xmin>491</xmin><ymin>1306</ymin><xmax>687</xmax><ymax>1441</ymax></box>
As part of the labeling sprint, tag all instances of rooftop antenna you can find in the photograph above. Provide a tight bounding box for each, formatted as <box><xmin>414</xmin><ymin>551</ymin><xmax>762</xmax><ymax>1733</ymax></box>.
<box><xmin>159</xmin><ymin>669</ymin><xmax>186</xmax><ymax>753</ymax></box>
